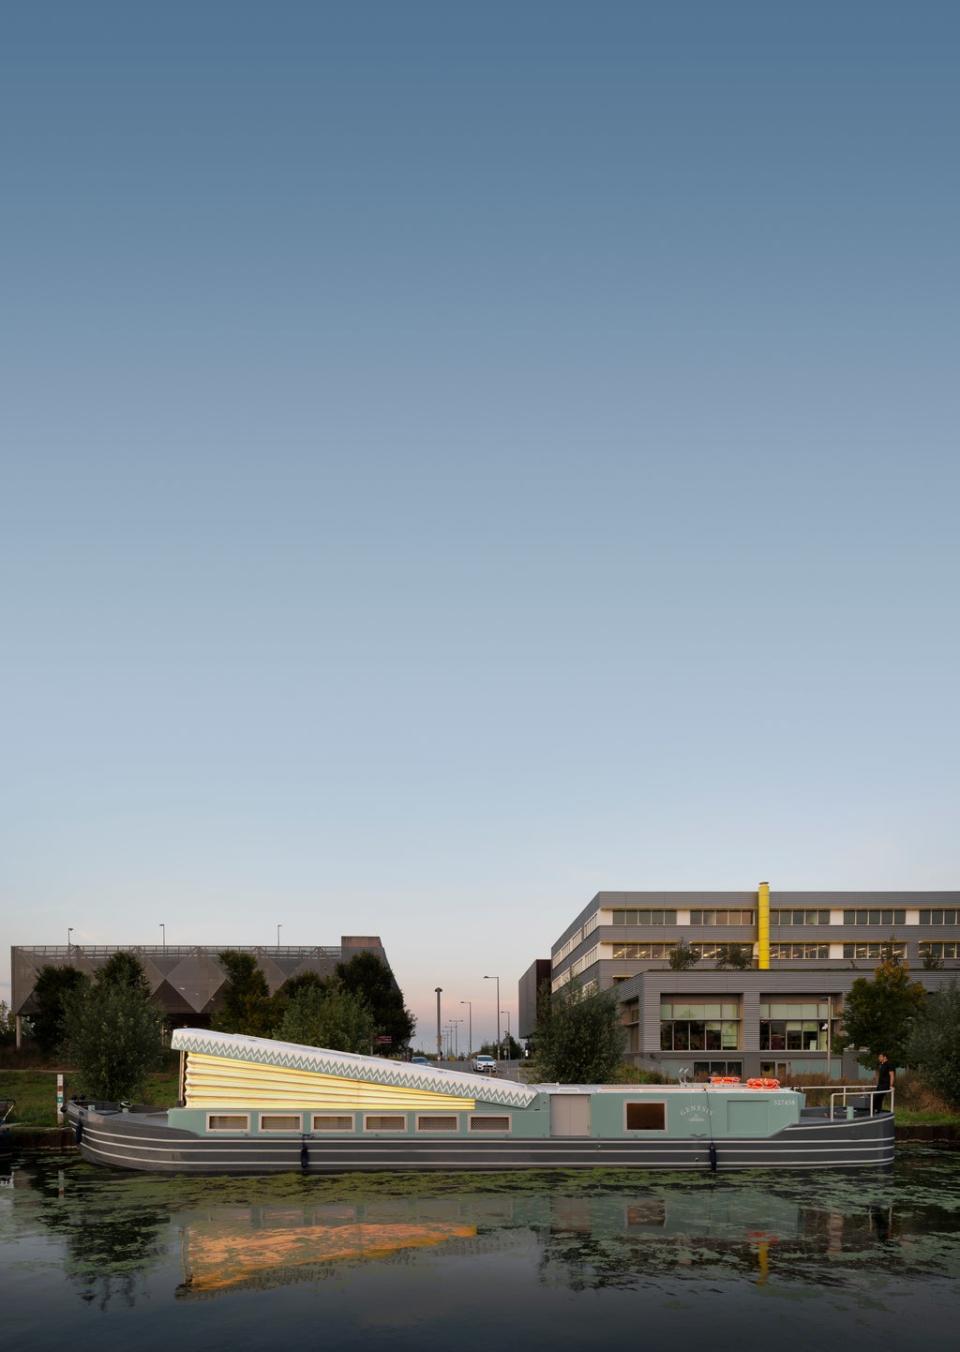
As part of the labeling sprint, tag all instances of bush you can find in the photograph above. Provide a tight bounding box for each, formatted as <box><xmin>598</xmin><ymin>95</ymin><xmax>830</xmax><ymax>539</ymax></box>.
<box><xmin>534</xmin><ymin>982</ymin><xmax>626</xmax><ymax>1083</ymax></box>
<box><xmin>905</xmin><ymin>982</ymin><xmax>960</xmax><ymax>1110</ymax></box>
<box><xmin>31</xmin><ymin>966</ymin><xmax>90</xmax><ymax>1057</ymax></box>
<box><xmin>65</xmin><ymin>973</ymin><xmax>166</xmax><ymax>1102</ymax></box>
<box><xmin>275</xmin><ymin>981</ymin><xmax>377</xmax><ymax>1054</ymax></box>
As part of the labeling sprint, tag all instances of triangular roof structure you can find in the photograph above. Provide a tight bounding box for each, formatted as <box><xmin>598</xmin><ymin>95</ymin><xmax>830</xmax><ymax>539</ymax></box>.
<box><xmin>171</xmin><ymin>1028</ymin><xmax>537</xmax><ymax>1109</ymax></box>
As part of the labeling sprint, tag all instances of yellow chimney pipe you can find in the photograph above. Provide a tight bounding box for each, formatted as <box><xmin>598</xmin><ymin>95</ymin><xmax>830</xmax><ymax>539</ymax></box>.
<box><xmin>757</xmin><ymin>880</ymin><xmax>770</xmax><ymax>970</ymax></box>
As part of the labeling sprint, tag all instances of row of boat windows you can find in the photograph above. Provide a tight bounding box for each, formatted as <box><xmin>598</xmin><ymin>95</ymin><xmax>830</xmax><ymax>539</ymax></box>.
<box><xmin>206</xmin><ymin>1113</ymin><xmax>512</xmax><ymax>1134</ymax></box>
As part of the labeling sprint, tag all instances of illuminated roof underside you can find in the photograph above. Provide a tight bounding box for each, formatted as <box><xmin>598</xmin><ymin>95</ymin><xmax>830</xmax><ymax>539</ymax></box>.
<box><xmin>171</xmin><ymin>1028</ymin><xmax>537</xmax><ymax>1109</ymax></box>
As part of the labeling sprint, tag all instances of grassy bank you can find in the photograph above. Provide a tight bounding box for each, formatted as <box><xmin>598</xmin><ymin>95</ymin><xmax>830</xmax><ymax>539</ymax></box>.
<box><xmin>0</xmin><ymin>1069</ymin><xmax>180</xmax><ymax>1128</ymax></box>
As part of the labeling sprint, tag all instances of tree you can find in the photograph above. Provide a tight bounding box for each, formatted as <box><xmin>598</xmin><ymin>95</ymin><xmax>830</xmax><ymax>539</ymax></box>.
<box><xmin>269</xmin><ymin>971</ymin><xmax>327</xmax><ymax>1029</ymax></box>
<box><xmin>274</xmin><ymin>981</ymin><xmax>376</xmax><ymax>1053</ymax></box>
<box><xmin>98</xmin><ymin>951</ymin><xmax>151</xmax><ymax>995</ymax></box>
<box><xmin>31</xmin><ymin>965</ymin><xmax>90</xmax><ymax>1057</ymax></box>
<box><xmin>714</xmin><ymin>944</ymin><xmax>753</xmax><ymax>971</ymax></box>
<box><xmin>836</xmin><ymin>955</ymin><xmax>927</xmax><ymax>1069</ymax></box>
<box><xmin>668</xmin><ymin>942</ymin><xmax>700</xmax><ymax>972</ymax></box>
<box><xmin>534</xmin><ymin>981</ymin><xmax>626</xmax><ymax>1083</ymax></box>
<box><xmin>214</xmin><ymin>951</ymin><xmax>273</xmax><ymax>1036</ymax></box>
<box><xmin>335</xmin><ymin>952</ymin><xmax>415</xmax><ymax>1052</ymax></box>
<box><xmin>906</xmin><ymin>981</ymin><xmax>960</xmax><ymax>1109</ymax></box>
<box><xmin>0</xmin><ymin>1000</ymin><xmax>16</xmax><ymax>1047</ymax></box>
<box><xmin>921</xmin><ymin>947</ymin><xmax>944</xmax><ymax>971</ymax></box>
<box><xmin>65</xmin><ymin>975</ymin><xmax>165</xmax><ymax>1102</ymax></box>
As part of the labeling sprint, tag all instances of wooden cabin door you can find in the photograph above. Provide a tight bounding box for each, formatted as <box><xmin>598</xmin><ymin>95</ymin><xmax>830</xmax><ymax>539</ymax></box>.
<box><xmin>550</xmin><ymin>1095</ymin><xmax>591</xmax><ymax>1136</ymax></box>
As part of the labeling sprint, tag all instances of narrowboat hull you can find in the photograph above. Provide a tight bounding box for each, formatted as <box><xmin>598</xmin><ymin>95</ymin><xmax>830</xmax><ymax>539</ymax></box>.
<box><xmin>68</xmin><ymin>1104</ymin><xmax>894</xmax><ymax>1174</ymax></box>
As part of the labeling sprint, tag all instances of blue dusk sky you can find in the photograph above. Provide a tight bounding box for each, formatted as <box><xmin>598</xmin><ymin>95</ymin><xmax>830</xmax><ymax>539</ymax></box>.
<box><xmin>2</xmin><ymin>3</ymin><xmax>958</xmax><ymax>1043</ymax></box>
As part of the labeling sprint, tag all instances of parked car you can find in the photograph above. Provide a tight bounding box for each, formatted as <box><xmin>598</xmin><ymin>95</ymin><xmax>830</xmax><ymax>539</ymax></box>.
<box><xmin>410</xmin><ymin>1055</ymin><xmax>429</xmax><ymax>1065</ymax></box>
<box><xmin>473</xmin><ymin>1055</ymin><xmax>497</xmax><ymax>1074</ymax></box>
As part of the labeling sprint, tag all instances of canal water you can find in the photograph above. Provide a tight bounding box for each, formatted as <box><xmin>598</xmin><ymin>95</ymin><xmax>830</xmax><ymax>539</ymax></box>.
<box><xmin>2</xmin><ymin>1149</ymin><xmax>959</xmax><ymax>1350</ymax></box>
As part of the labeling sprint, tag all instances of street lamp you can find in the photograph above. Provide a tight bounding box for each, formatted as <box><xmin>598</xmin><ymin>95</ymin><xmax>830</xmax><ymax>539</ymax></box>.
<box><xmin>460</xmin><ymin>1000</ymin><xmax>473</xmax><ymax>1057</ymax></box>
<box><xmin>160</xmin><ymin>923</ymin><xmax>166</xmax><ymax>951</ymax></box>
<box><xmin>451</xmin><ymin>1018</ymin><xmax>464</xmax><ymax>1058</ymax></box>
<box><xmin>276</xmin><ymin>923</ymin><xmax>282</xmax><ymax>947</ymax></box>
<box><xmin>501</xmin><ymin>1009</ymin><xmax>511</xmax><ymax>1058</ymax></box>
<box><xmin>67</xmin><ymin>927</ymin><xmax>73</xmax><ymax>950</ymax></box>
<box><xmin>483</xmin><ymin>975</ymin><xmax>501</xmax><ymax>1061</ymax></box>
<box><xmin>435</xmin><ymin>987</ymin><xmax>443</xmax><ymax>1061</ymax></box>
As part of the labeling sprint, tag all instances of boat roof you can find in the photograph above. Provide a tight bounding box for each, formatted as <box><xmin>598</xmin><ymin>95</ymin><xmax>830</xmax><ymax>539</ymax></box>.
<box><xmin>171</xmin><ymin>1028</ymin><xmax>538</xmax><ymax>1108</ymax></box>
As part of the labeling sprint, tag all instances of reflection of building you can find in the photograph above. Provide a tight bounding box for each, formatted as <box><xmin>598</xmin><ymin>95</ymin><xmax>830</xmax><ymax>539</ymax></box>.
<box><xmin>540</xmin><ymin>884</ymin><xmax>960</xmax><ymax>1078</ymax></box>
<box><xmin>518</xmin><ymin>959</ymin><xmax>550</xmax><ymax>1040</ymax></box>
<box><xmin>10</xmin><ymin>936</ymin><xmax>392</xmax><ymax>1047</ymax></box>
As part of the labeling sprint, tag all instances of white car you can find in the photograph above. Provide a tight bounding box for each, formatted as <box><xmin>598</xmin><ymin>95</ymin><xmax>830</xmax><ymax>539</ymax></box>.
<box><xmin>473</xmin><ymin>1055</ymin><xmax>497</xmax><ymax>1074</ymax></box>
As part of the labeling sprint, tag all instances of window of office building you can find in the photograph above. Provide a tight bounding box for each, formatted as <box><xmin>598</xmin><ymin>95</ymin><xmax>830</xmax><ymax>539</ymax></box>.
<box><xmin>842</xmin><ymin>909</ymin><xmax>906</xmax><ymax>926</ymax></box>
<box><xmin>918</xmin><ymin>909</ymin><xmax>959</xmax><ymax>926</ymax></box>
<box><xmin>842</xmin><ymin>942</ymin><xmax>907</xmax><ymax>960</ymax></box>
<box><xmin>690</xmin><ymin>943</ymin><xmax>753</xmax><ymax>961</ymax></box>
<box><xmin>689</xmin><ymin>910</ymin><xmax>755</xmax><ymax>926</ymax></box>
<box><xmin>760</xmin><ymin>1061</ymin><xmax>789</xmax><ymax>1080</ymax></box>
<box><xmin>659</xmin><ymin>1001</ymin><xmax>740</xmax><ymax>1052</ymax></box>
<box><xmin>771</xmin><ymin>909</ymin><xmax>830</xmax><ymax>926</ymax></box>
<box><xmin>770</xmin><ymin>943</ymin><xmax>830</xmax><ymax>959</ymax></box>
<box><xmin>692</xmin><ymin>1060</ymin><xmax>743</xmax><ymax>1080</ymax></box>
<box><xmin>920</xmin><ymin>942</ymin><xmax>960</xmax><ymax>959</ymax></box>
<box><xmin>759</xmin><ymin>1000</ymin><xmax>836</xmax><ymax>1052</ymax></box>
<box><xmin>611</xmin><ymin>942</ymin><xmax>676</xmax><ymax>960</ymax></box>
<box><xmin>610</xmin><ymin>909</ymin><xmax>677</xmax><ymax>926</ymax></box>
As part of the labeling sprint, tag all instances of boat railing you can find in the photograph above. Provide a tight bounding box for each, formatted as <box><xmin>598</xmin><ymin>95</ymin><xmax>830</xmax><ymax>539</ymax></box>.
<box><xmin>795</xmin><ymin>1084</ymin><xmax>894</xmax><ymax>1118</ymax></box>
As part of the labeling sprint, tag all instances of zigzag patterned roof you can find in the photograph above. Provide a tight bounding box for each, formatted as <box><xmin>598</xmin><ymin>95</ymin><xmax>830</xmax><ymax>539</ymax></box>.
<box><xmin>171</xmin><ymin>1028</ymin><xmax>538</xmax><ymax>1108</ymax></box>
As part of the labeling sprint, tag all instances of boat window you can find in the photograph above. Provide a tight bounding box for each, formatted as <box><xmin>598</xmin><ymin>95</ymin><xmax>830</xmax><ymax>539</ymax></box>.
<box><xmin>207</xmin><ymin>1114</ymin><xmax>249</xmax><ymax>1132</ymax></box>
<box><xmin>364</xmin><ymin>1114</ymin><xmax>406</xmax><ymax>1131</ymax></box>
<box><xmin>469</xmin><ymin>1115</ymin><xmax>511</xmax><ymax>1132</ymax></box>
<box><xmin>312</xmin><ymin>1115</ymin><xmax>354</xmax><ymax>1132</ymax></box>
<box><xmin>260</xmin><ymin>1114</ymin><xmax>302</xmax><ymax>1132</ymax></box>
<box><xmin>626</xmin><ymin>1102</ymin><xmax>666</xmax><ymax>1131</ymax></box>
<box><xmin>417</xmin><ymin>1115</ymin><xmax>458</xmax><ymax>1131</ymax></box>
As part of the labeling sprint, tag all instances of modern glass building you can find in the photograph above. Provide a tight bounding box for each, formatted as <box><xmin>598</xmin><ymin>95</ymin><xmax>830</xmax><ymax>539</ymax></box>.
<box><xmin>546</xmin><ymin>885</ymin><xmax>959</xmax><ymax>1079</ymax></box>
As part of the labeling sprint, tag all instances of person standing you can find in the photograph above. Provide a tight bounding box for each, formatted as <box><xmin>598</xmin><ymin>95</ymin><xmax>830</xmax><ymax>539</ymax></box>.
<box><xmin>873</xmin><ymin>1052</ymin><xmax>895</xmax><ymax>1114</ymax></box>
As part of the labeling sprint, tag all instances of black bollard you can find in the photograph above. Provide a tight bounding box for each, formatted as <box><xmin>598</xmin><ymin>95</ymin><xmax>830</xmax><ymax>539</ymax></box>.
<box><xmin>708</xmin><ymin>1141</ymin><xmax>718</xmax><ymax>1172</ymax></box>
<box><xmin>300</xmin><ymin>1136</ymin><xmax>309</xmax><ymax>1172</ymax></box>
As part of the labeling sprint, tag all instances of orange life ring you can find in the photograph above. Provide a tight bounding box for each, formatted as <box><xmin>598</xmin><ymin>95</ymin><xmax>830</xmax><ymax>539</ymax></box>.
<box><xmin>746</xmin><ymin>1077</ymin><xmax>781</xmax><ymax>1090</ymax></box>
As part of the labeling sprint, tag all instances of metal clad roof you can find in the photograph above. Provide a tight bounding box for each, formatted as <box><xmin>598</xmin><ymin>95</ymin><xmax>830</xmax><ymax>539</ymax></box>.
<box><xmin>171</xmin><ymin>1028</ymin><xmax>538</xmax><ymax>1108</ymax></box>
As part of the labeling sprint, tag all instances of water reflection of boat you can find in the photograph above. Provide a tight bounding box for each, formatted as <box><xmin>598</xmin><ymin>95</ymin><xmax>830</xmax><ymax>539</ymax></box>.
<box><xmin>67</xmin><ymin>1029</ymin><xmax>894</xmax><ymax>1174</ymax></box>
<box><xmin>177</xmin><ymin>1205</ymin><xmax>476</xmax><ymax>1297</ymax></box>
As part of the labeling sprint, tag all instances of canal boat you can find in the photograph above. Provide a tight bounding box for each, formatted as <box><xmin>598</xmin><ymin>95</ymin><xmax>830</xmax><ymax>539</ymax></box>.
<box><xmin>66</xmin><ymin>1029</ymin><xmax>894</xmax><ymax>1174</ymax></box>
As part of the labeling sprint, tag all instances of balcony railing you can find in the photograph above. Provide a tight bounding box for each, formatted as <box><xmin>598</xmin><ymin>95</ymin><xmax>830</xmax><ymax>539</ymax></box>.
<box><xmin>16</xmin><ymin>945</ymin><xmax>343</xmax><ymax>959</ymax></box>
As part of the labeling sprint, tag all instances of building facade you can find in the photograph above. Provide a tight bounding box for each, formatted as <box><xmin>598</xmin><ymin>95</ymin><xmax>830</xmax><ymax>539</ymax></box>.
<box><xmin>518</xmin><ymin>958</ymin><xmax>551</xmax><ymax>1040</ymax></box>
<box><xmin>547</xmin><ymin>885</ymin><xmax>959</xmax><ymax>1079</ymax></box>
<box><xmin>10</xmin><ymin>936</ymin><xmax>392</xmax><ymax>1048</ymax></box>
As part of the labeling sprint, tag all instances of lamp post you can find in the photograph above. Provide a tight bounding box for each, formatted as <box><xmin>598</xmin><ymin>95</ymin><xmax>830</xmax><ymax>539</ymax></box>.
<box><xmin>160</xmin><ymin>923</ymin><xmax>166</xmax><ymax>951</ymax></box>
<box><xmin>483</xmin><ymin>975</ymin><xmax>501</xmax><ymax>1061</ymax></box>
<box><xmin>435</xmin><ymin>987</ymin><xmax>443</xmax><ymax>1062</ymax></box>
<box><xmin>501</xmin><ymin>1009</ymin><xmax>511</xmax><ymax>1058</ymax></box>
<box><xmin>460</xmin><ymin>1000</ymin><xmax>473</xmax><ymax>1057</ymax></box>
<box><xmin>67</xmin><ymin>927</ymin><xmax>73</xmax><ymax>951</ymax></box>
<box><xmin>451</xmin><ymin>1018</ymin><xmax>464</xmax><ymax>1058</ymax></box>
<box><xmin>276</xmin><ymin>923</ymin><xmax>282</xmax><ymax>947</ymax></box>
